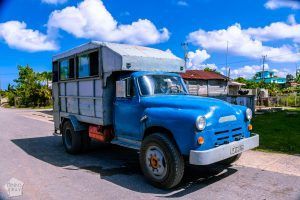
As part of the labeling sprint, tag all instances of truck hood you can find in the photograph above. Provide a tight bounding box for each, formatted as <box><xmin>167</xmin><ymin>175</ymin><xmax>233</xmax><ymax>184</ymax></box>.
<box><xmin>140</xmin><ymin>95</ymin><xmax>242</xmax><ymax>118</ymax></box>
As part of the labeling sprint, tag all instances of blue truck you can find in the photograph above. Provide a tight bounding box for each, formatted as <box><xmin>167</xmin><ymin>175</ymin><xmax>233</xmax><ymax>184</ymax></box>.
<box><xmin>52</xmin><ymin>42</ymin><xmax>259</xmax><ymax>189</ymax></box>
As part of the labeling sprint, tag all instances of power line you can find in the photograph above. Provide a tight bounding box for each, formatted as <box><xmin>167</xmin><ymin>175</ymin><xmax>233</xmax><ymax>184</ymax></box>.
<box><xmin>215</xmin><ymin>51</ymin><xmax>300</xmax><ymax>67</ymax></box>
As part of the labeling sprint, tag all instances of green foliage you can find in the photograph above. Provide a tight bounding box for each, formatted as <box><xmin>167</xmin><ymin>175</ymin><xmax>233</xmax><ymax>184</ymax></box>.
<box><xmin>203</xmin><ymin>67</ymin><xmax>221</xmax><ymax>74</ymax></box>
<box><xmin>234</xmin><ymin>77</ymin><xmax>284</xmax><ymax>96</ymax></box>
<box><xmin>6</xmin><ymin>65</ymin><xmax>52</xmax><ymax>107</ymax></box>
<box><xmin>295</xmin><ymin>71</ymin><xmax>300</xmax><ymax>83</ymax></box>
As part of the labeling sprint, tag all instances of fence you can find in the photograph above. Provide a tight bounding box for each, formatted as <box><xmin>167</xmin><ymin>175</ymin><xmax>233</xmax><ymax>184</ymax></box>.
<box><xmin>214</xmin><ymin>95</ymin><xmax>256</xmax><ymax>113</ymax></box>
<box><xmin>268</xmin><ymin>95</ymin><xmax>300</xmax><ymax>107</ymax></box>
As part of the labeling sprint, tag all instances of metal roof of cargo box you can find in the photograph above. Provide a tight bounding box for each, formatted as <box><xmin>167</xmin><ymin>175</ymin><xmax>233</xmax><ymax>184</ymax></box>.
<box><xmin>53</xmin><ymin>41</ymin><xmax>185</xmax><ymax>73</ymax></box>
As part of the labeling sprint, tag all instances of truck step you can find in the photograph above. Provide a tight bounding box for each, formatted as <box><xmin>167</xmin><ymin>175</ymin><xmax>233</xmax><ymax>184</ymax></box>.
<box><xmin>111</xmin><ymin>137</ymin><xmax>141</xmax><ymax>150</ymax></box>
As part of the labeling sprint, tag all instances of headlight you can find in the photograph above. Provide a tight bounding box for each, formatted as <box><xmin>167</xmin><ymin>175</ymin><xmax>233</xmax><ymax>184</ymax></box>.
<box><xmin>246</xmin><ymin>108</ymin><xmax>252</xmax><ymax>121</ymax></box>
<box><xmin>196</xmin><ymin>116</ymin><xmax>206</xmax><ymax>131</ymax></box>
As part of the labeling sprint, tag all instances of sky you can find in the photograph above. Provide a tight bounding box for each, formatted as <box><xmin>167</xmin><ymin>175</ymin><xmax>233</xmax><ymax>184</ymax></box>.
<box><xmin>0</xmin><ymin>0</ymin><xmax>300</xmax><ymax>89</ymax></box>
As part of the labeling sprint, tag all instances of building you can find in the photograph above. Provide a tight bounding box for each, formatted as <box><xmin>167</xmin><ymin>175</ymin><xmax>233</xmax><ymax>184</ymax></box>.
<box><xmin>181</xmin><ymin>70</ymin><xmax>256</xmax><ymax>112</ymax></box>
<box><xmin>228</xmin><ymin>81</ymin><xmax>246</xmax><ymax>95</ymax></box>
<box><xmin>253</xmin><ymin>71</ymin><xmax>286</xmax><ymax>84</ymax></box>
<box><xmin>181</xmin><ymin>70</ymin><xmax>228</xmax><ymax>96</ymax></box>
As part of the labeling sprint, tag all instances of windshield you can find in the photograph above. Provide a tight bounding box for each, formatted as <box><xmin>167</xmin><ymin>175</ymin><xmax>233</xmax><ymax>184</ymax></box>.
<box><xmin>137</xmin><ymin>75</ymin><xmax>188</xmax><ymax>96</ymax></box>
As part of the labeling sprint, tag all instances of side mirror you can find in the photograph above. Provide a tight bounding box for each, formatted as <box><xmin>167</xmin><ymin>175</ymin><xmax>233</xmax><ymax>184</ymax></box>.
<box><xmin>116</xmin><ymin>80</ymin><xmax>126</xmax><ymax>98</ymax></box>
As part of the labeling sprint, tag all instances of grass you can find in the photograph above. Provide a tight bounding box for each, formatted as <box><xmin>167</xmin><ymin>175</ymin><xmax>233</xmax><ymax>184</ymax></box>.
<box><xmin>252</xmin><ymin>108</ymin><xmax>300</xmax><ymax>155</ymax></box>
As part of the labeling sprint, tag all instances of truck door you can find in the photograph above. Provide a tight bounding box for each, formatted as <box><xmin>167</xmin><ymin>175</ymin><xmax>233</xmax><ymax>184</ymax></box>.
<box><xmin>114</xmin><ymin>78</ymin><xmax>143</xmax><ymax>140</ymax></box>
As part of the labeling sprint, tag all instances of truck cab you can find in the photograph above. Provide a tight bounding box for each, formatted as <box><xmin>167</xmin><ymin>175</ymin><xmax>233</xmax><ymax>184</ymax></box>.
<box><xmin>52</xmin><ymin>42</ymin><xmax>259</xmax><ymax>189</ymax></box>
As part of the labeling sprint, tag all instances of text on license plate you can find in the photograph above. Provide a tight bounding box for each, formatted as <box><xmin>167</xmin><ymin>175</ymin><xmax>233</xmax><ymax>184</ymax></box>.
<box><xmin>230</xmin><ymin>144</ymin><xmax>244</xmax><ymax>155</ymax></box>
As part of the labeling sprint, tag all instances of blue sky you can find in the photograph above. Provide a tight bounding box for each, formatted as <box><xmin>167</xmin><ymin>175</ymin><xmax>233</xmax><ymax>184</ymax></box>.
<box><xmin>0</xmin><ymin>0</ymin><xmax>300</xmax><ymax>89</ymax></box>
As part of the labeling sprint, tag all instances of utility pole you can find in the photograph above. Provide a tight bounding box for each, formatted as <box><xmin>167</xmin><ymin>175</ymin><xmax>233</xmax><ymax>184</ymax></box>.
<box><xmin>181</xmin><ymin>42</ymin><xmax>189</xmax><ymax>69</ymax></box>
<box><xmin>262</xmin><ymin>55</ymin><xmax>267</xmax><ymax>83</ymax></box>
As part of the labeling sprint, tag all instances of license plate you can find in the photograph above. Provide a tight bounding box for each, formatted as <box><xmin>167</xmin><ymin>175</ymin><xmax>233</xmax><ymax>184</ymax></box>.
<box><xmin>230</xmin><ymin>144</ymin><xmax>244</xmax><ymax>155</ymax></box>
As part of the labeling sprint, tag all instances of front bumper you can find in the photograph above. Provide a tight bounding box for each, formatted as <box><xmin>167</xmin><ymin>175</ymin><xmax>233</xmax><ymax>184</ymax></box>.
<box><xmin>189</xmin><ymin>134</ymin><xmax>259</xmax><ymax>165</ymax></box>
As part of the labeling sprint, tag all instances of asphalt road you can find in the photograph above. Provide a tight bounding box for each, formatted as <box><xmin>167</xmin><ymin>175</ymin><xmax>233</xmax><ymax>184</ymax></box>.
<box><xmin>0</xmin><ymin>108</ymin><xmax>299</xmax><ymax>200</ymax></box>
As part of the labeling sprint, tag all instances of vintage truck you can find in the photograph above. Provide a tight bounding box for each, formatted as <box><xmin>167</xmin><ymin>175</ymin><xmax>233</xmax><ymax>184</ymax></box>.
<box><xmin>52</xmin><ymin>41</ymin><xmax>259</xmax><ymax>189</ymax></box>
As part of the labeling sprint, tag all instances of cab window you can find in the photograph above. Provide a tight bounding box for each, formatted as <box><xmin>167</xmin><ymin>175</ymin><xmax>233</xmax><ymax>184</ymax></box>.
<box><xmin>77</xmin><ymin>51</ymin><xmax>99</xmax><ymax>78</ymax></box>
<box><xmin>59</xmin><ymin>58</ymin><xmax>75</xmax><ymax>80</ymax></box>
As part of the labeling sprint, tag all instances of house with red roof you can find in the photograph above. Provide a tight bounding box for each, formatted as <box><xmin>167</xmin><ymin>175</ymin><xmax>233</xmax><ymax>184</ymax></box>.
<box><xmin>181</xmin><ymin>70</ymin><xmax>228</xmax><ymax>96</ymax></box>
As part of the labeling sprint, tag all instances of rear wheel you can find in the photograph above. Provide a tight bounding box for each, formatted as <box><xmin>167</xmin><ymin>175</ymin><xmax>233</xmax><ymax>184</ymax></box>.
<box><xmin>139</xmin><ymin>133</ymin><xmax>184</xmax><ymax>189</ymax></box>
<box><xmin>62</xmin><ymin>121</ymin><xmax>82</xmax><ymax>154</ymax></box>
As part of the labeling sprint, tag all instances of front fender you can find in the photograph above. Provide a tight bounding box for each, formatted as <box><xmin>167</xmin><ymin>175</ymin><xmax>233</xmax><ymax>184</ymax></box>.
<box><xmin>141</xmin><ymin>107</ymin><xmax>206</xmax><ymax>155</ymax></box>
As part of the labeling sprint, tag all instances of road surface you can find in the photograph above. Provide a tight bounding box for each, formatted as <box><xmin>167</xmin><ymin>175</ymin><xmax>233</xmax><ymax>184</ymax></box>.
<box><xmin>0</xmin><ymin>108</ymin><xmax>299</xmax><ymax>200</ymax></box>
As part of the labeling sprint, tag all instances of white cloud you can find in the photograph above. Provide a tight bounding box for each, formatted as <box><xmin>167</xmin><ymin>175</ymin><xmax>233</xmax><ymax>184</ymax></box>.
<box><xmin>42</xmin><ymin>0</ymin><xmax>68</xmax><ymax>4</ymax></box>
<box><xmin>47</xmin><ymin>0</ymin><xmax>169</xmax><ymax>45</ymax></box>
<box><xmin>165</xmin><ymin>49</ymin><xmax>172</xmax><ymax>53</ymax></box>
<box><xmin>186</xmin><ymin>49</ymin><xmax>218</xmax><ymax>70</ymax></box>
<box><xmin>245</xmin><ymin>20</ymin><xmax>300</xmax><ymax>43</ymax></box>
<box><xmin>229</xmin><ymin>64</ymin><xmax>293</xmax><ymax>79</ymax></box>
<box><xmin>273</xmin><ymin>68</ymin><xmax>292</xmax><ymax>77</ymax></box>
<box><xmin>230</xmin><ymin>64</ymin><xmax>269</xmax><ymax>79</ymax></box>
<box><xmin>188</xmin><ymin>23</ymin><xmax>300</xmax><ymax>63</ymax></box>
<box><xmin>265</xmin><ymin>0</ymin><xmax>300</xmax><ymax>10</ymax></box>
<box><xmin>177</xmin><ymin>1</ymin><xmax>188</xmax><ymax>6</ymax></box>
<box><xmin>187</xmin><ymin>49</ymin><xmax>210</xmax><ymax>67</ymax></box>
<box><xmin>0</xmin><ymin>21</ymin><xmax>58</xmax><ymax>52</ymax></box>
<box><xmin>188</xmin><ymin>63</ymin><xmax>218</xmax><ymax>71</ymax></box>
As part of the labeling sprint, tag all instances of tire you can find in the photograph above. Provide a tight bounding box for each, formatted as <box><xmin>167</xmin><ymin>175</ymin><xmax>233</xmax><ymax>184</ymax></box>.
<box><xmin>62</xmin><ymin>121</ymin><xmax>82</xmax><ymax>154</ymax></box>
<box><xmin>139</xmin><ymin>133</ymin><xmax>184</xmax><ymax>189</ymax></box>
<box><xmin>219</xmin><ymin>153</ymin><xmax>241</xmax><ymax>165</ymax></box>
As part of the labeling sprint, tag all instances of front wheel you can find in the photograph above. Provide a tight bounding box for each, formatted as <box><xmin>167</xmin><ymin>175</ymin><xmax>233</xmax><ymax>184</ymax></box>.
<box><xmin>139</xmin><ymin>133</ymin><xmax>184</xmax><ymax>189</ymax></box>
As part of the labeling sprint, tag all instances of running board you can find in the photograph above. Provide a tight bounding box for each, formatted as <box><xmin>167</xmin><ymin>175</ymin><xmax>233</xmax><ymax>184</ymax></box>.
<box><xmin>111</xmin><ymin>137</ymin><xmax>141</xmax><ymax>150</ymax></box>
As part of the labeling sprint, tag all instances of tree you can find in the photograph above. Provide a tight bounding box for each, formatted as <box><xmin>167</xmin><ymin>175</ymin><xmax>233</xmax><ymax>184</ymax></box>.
<box><xmin>234</xmin><ymin>77</ymin><xmax>248</xmax><ymax>84</ymax></box>
<box><xmin>38</xmin><ymin>71</ymin><xmax>52</xmax><ymax>87</ymax></box>
<box><xmin>234</xmin><ymin>77</ymin><xmax>259</xmax><ymax>89</ymax></box>
<box><xmin>203</xmin><ymin>67</ymin><xmax>221</xmax><ymax>74</ymax></box>
<box><xmin>296</xmin><ymin>74</ymin><xmax>300</xmax><ymax>83</ymax></box>
<box><xmin>7</xmin><ymin>65</ymin><xmax>52</xmax><ymax>107</ymax></box>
